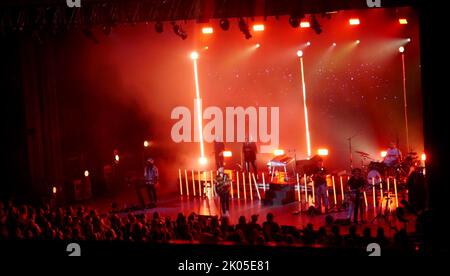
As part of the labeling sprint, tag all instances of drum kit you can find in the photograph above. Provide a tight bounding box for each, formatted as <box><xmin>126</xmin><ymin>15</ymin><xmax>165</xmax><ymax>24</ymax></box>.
<box><xmin>354</xmin><ymin>150</ymin><xmax>419</xmax><ymax>185</ymax></box>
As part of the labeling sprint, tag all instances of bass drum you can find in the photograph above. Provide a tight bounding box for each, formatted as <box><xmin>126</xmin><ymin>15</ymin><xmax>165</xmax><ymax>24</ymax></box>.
<box><xmin>367</xmin><ymin>169</ymin><xmax>382</xmax><ymax>185</ymax></box>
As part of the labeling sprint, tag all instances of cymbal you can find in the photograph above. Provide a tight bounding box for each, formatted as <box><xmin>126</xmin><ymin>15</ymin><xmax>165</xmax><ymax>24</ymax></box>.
<box><xmin>355</xmin><ymin>151</ymin><xmax>370</xmax><ymax>156</ymax></box>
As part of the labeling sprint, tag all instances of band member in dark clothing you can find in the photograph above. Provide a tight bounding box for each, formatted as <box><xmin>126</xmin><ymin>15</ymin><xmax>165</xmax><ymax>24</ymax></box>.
<box><xmin>214</xmin><ymin>138</ymin><xmax>225</xmax><ymax>170</ymax></box>
<box><xmin>313</xmin><ymin>167</ymin><xmax>329</xmax><ymax>214</ymax></box>
<box><xmin>137</xmin><ymin>158</ymin><xmax>159</xmax><ymax>208</ymax></box>
<box><xmin>215</xmin><ymin>167</ymin><xmax>231</xmax><ymax>216</ymax></box>
<box><xmin>347</xmin><ymin>168</ymin><xmax>367</xmax><ymax>223</ymax></box>
<box><xmin>243</xmin><ymin>138</ymin><xmax>257</xmax><ymax>175</ymax></box>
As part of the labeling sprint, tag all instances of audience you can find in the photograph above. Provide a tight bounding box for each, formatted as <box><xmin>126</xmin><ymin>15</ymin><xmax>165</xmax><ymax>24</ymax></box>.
<box><xmin>0</xmin><ymin>200</ymin><xmax>413</xmax><ymax>250</ymax></box>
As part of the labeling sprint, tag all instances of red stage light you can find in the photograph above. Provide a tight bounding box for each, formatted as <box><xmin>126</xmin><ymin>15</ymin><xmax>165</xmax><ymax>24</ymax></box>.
<box><xmin>399</xmin><ymin>46</ymin><xmax>405</xmax><ymax>53</ymax></box>
<box><xmin>300</xmin><ymin>21</ymin><xmax>310</xmax><ymax>28</ymax></box>
<box><xmin>253</xmin><ymin>24</ymin><xmax>264</xmax><ymax>31</ymax></box>
<box><xmin>317</xmin><ymin>149</ymin><xmax>329</xmax><ymax>156</ymax></box>
<box><xmin>399</xmin><ymin>18</ymin><xmax>408</xmax><ymax>25</ymax></box>
<box><xmin>421</xmin><ymin>153</ymin><xmax>426</xmax><ymax>161</ymax></box>
<box><xmin>190</xmin><ymin>51</ymin><xmax>199</xmax><ymax>60</ymax></box>
<box><xmin>349</xmin><ymin>18</ymin><xmax>360</xmax><ymax>25</ymax></box>
<box><xmin>223</xmin><ymin>151</ymin><xmax>232</xmax><ymax>157</ymax></box>
<box><xmin>381</xmin><ymin>151</ymin><xmax>387</xmax><ymax>158</ymax></box>
<box><xmin>297</xmin><ymin>50</ymin><xmax>303</xmax><ymax>57</ymax></box>
<box><xmin>202</xmin><ymin>27</ymin><xmax>213</xmax><ymax>34</ymax></box>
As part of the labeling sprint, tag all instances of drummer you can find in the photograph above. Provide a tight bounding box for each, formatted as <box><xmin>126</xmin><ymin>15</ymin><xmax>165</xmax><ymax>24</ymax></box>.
<box><xmin>383</xmin><ymin>142</ymin><xmax>402</xmax><ymax>168</ymax></box>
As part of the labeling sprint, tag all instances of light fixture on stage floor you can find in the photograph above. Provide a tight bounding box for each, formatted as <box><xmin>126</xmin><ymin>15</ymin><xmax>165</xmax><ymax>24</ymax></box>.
<box><xmin>399</xmin><ymin>46</ymin><xmax>409</xmax><ymax>151</ymax></box>
<box><xmin>190</xmin><ymin>51</ymin><xmax>206</xmax><ymax>165</ymax></box>
<box><xmin>297</xmin><ymin>50</ymin><xmax>312</xmax><ymax>158</ymax></box>
<box><xmin>223</xmin><ymin>151</ymin><xmax>232</xmax><ymax>157</ymax></box>
<box><xmin>274</xmin><ymin>149</ymin><xmax>285</xmax><ymax>156</ymax></box>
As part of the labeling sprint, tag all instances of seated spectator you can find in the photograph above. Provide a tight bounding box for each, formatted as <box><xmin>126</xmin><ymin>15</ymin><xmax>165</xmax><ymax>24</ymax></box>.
<box><xmin>262</xmin><ymin>213</ymin><xmax>280</xmax><ymax>242</ymax></box>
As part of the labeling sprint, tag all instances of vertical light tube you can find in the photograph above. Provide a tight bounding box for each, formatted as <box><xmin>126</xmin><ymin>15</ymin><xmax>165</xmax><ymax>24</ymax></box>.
<box><xmin>401</xmin><ymin>52</ymin><xmax>410</xmax><ymax>151</ymax></box>
<box><xmin>299</xmin><ymin>56</ymin><xmax>312</xmax><ymax>157</ymax></box>
<box><xmin>191</xmin><ymin>52</ymin><xmax>205</xmax><ymax>161</ymax></box>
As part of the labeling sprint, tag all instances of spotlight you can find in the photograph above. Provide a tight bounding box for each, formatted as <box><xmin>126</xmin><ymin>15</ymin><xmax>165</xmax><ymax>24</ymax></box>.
<box><xmin>84</xmin><ymin>170</ymin><xmax>89</xmax><ymax>177</ymax></box>
<box><xmin>349</xmin><ymin>18</ymin><xmax>360</xmax><ymax>25</ymax></box>
<box><xmin>202</xmin><ymin>27</ymin><xmax>213</xmax><ymax>34</ymax></box>
<box><xmin>219</xmin><ymin>18</ymin><xmax>230</xmax><ymax>31</ymax></box>
<box><xmin>356</xmin><ymin>40</ymin><xmax>360</xmax><ymax>44</ymax></box>
<box><xmin>255</xmin><ymin>43</ymin><xmax>260</xmax><ymax>48</ymax></box>
<box><xmin>332</xmin><ymin>42</ymin><xmax>337</xmax><ymax>46</ymax></box>
<box><xmin>297</xmin><ymin>50</ymin><xmax>303</xmax><ymax>57</ymax></box>
<box><xmin>399</xmin><ymin>46</ymin><xmax>405</xmax><ymax>53</ymax></box>
<box><xmin>318</xmin><ymin>149</ymin><xmax>329</xmax><ymax>156</ymax></box>
<box><xmin>289</xmin><ymin>16</ymin><xmax>300</xmax><ymax>28</ymax></box>
<box><xmin>199</xmin><ymin>156</ymin><xmax>208</xmax><ymax>165</ymax></box>
<box><xmin>238</xmin><ymin>18</ymin><xmax>252</xmax><ymax>39</ymax></box>
<box><xmin>310</xmin><ymin>15</ymin><xmax>322</xmax><ymax>34</ymax></box>
<box><xmin>223</xmin><ymin>151</ymin><xmax>232</xmax><ymax>157</ymax></box>
<box><xmin>52</xmin><ymin>186</ymin><xmax>57</xmax><ymax>194</ymax></box>
<box><xmin>253</xmin><ymin>24</ymin><xmax>265</xmax><ymax>32</ymax></box>
<box><xmin>190</xmin><ymin>51</ymin><xmax>199</xmax><ymax>60</ymax></box>
<box><xmin>399</xmin><ymin>18</ymin><xmax>408</xmax><ymax>25</ymax></box>
<box><xmin>300</xmin><ymin>21</ymin><xmax>310</xmax><ymax>28</ymax></box>
<box><xmin>381</xmin><ymin>151</ymin><xmax>387</xmax><ymax>158</ymax></box>
<box><xmin>155</xmin><ymin>21</ymin><xmax>163</xmax><ymax>34</ymax></box>
<box><xmin>274</xmin><ymin>149</ymin><xmax>285</xmax><ymax>156</ymax></box>
<box><xmin>421</xmin><ymin>153</ymin><xmax>426</xmax><ymax>161</ymax></box>
<box><xmin>144</xmin><ymin>140</ymin><xmax>150</xmax><ymax>147</ymax></box>
<box><xmin>407</xmin><ymin>38</ymin><xmax>411</xmax><ymax>42</ymax></box>
<box><xmin>173</xmin><ymin>22</ymin><xmax>187</xmax><ymax>40</ymax></box>
<box><xmin>306</xmin><ymin>41</ymin><xmax>311</xmax><ymax>46</ymax></box>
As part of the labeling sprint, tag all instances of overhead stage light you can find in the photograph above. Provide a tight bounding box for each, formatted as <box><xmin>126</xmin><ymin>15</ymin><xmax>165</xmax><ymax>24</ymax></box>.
<box><xmin>399</xmin><ymin>18</ymin><xmax>408</xmax><ymax>25</ymax></box>
<box><xmin>255</xmin><ymin>43</ymin><xmax>260</xmax><ymax>48</ymax></box>
<box><xmin>289</xmin><ymin>16</ymin><xmax>300</xmax><ymax>28</ymax></box>
<box><xmin>173</xmin><ymin>22</ymin><xmax>187</xmax><ymax>40</ymax></box>
<box><xmin>155</xmin><ymin>21</ymin><xmax>163</xmax><ymax>33</ymax></box>
<box><xmin>318</xmin><ymin>149</ymin><xmax>329</xmax><ymax>156</ymax></box>
<box><xmin>310</xmin><ymin>15</ymin><xmax>322</xmax><ymax>34</ymax></box>
<box><xmin>199</xmin><ymin>157</ymin><xmax>208</xmax><ymax>165</ymax></box>
<box><xmin>297</xmin><ymin>50</ymin><xmax>303</xmax><ymax>57</ymax></box>
<box><xmin>306</xmin><ymin>41</ymin><xmax>311</xmax><ymax>46</ymax></box>
<box><xmin>399</xmin><ymin>46</ymin><xmax>405</xmax><ymax>53</ymax></box>
<box><xmin>219</xmin><ymin>18</ymin><xmax>230</xmax><ymax>31</ymax></box>
<box><xmin>238</xmin><ymin>18</ymin><xmax>252</xmax><ymax>39</ymax></box>
<box><xmin>356</xmin><ymin>40</ymin><xmax>360</xmax><ymax>44</ymax></box>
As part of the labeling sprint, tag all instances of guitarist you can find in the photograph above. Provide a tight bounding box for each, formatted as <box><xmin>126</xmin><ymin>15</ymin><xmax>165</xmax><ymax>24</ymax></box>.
<box><xmin>346</xmin><ymin>168</ymin><xmax>367</xmax><ymax>224</ymax></box>
<box><xmin>215</xmin><ymin>167</ymin><xmax>231</xmax><ymax>216</ymax></box>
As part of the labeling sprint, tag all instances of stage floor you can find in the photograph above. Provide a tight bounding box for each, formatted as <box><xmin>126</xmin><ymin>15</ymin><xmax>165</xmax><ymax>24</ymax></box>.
<box><xmin>87</xmin><ymin>189</ymin><xmax>416</xmax><ymax>239</ymax></box>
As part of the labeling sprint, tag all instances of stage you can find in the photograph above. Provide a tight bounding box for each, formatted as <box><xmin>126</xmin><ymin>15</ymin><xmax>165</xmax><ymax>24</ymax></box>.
<box><xmin>88</xmin><ymin>185</ymin><xmax>416</xmax><ymax>239</ymax></box>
